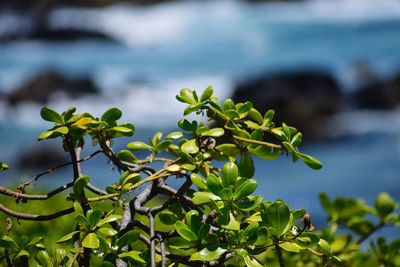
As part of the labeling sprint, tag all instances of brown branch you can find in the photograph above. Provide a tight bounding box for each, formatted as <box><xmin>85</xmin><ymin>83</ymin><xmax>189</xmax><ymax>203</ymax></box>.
<box><xmin>0</xmin><ymin>204</ymin><xmax>74</xmax><ymax>221</ymax></box>
<box><xmin>0</xmin><ymin>182</ymin><xmax>73</xmax><ymax>201</ymax></box>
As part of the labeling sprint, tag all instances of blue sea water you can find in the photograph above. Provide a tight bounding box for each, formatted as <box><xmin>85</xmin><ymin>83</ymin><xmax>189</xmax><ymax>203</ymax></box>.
<box><xmin>0</xmin><ymin>0</ymin><xmax>400</xmax><ymax>234</ymax></box>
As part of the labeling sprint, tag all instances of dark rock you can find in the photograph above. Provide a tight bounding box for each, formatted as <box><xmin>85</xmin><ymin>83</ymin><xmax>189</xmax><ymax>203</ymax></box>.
<box><xmin>17</xmin><ymin>146</ymin><xmax>67</xmax><ymax>169</ymax></box>
<box><xmin>8</xmin><ymin>71</ymin><xmax>99</xmax><ymax>105</ymax></box>
<box><xmin>232</xmin><ymin>70</ymin><xmax>343</xmax><ymax>139</ymax></box>
<box><xmin>352</xmin><ymin>72</ymin><xmax>400</xmax><ymax>110</ymax></box>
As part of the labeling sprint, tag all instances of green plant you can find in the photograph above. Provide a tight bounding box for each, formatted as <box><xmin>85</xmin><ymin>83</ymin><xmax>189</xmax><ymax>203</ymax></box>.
<box><xmin>0</xmin><ymin>87</ymin><xmax>398</xmax><ymax>266</ymax></box>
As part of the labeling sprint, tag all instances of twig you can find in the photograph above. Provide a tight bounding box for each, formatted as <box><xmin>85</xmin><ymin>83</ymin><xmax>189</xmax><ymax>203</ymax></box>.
<box><xmin>19</xmin><ymin>149</ymin><xmax>101</xmax><ymax>189</ymax></box>
<box><xmin>0</xmin><ymin>204</ymin><xmax>74</xmax><ymax>221</ymax></box>
<box><xmin>233</xmin><ymin>135</ymin><xmax>281</xmax><ymax>149</ymax></box>
<box><xmin>274</xmin><ymin>237</ymin><xmax>286</xmax><ymax>267</ymax></box>
<box><xmin>357</xmin><ymin>221</ymin><xmax>385</xmax><ymax>245</ymax></box>
<box><xmin>0</xmin><ymin>182</ymin><xmax>73</xmax><ymax>201</ymax></box>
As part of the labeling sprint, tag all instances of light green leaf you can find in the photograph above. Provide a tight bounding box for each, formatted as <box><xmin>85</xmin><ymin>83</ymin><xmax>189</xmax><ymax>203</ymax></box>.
<box><xmin>190</xmin><ymin>247</ymin><xmax>227</xmax><ymax>262</ymax></box>
<box><xmin>296</xmin><ymin>152</ymin><xmax>323</xmax><ymax>170</ymax></box>
<box><xmin>181</xmin><ymin>139</ymin><xmax>199</xmax><ymax>154</ymax></box>
<box><xmin>35</xmin><ymin>250</ymin><xmax>52</xmax><ymax>267</ymax></box>
<box><xmin>73</xmin><ymin>175</ymin><xmax>90</xmax><ymax>195</ymax></box>
<box><xmin>280</xmin><ymin>242</ymin><xmax>304</xmax><ymax>253</ymax></box>
<box><xmin>57</xmin><ymin>231</ymin><xmax>81</xmax><ymax>243</ymax></box>
<box><xmin>192</xmin><ymin>192</ymin><xmax>221</xmax><ymax>204</ymax></box>
<box><xmin>166</xmin><ymin>131</ymin><xmax>184</xmax><ymax>139</ymax></box>
<box><xmin>127</xmin><ymin>141</ymin><xmax>152</xmax><ymax>151</ymax></box>
<box><xmin>221</xmin><ymin>162</ymin><xmax>238</xmax><ymax>188</ymax></box>
<box><xmin>200</xmin><ymin>86</ymin><xmax>213</xmax><ymax>102</ymax></box>
<box><xmin>98</xmin><ymin>227</ymin><xmax>118</xmax><ymax>236</ymax></box>
<box><xmin>96</xmin><ymin>214</ymin><xmax>122</xmax><ymax>228</ymax></box>
<box><xmin>82</xmin><ymin>233</ymin><xmax>99</xmax><ymax>249</ymax></box>
<box><xmin>223</xmin><ymin>212</ymin><xmax>240</xmax><ymax>230</ymax></box>
<box><xmin>250</xmin><ymin>145</ymin><xmax>280</xmax><ymax>160</ymax></box>
<box><xmin>375</xmin><ymin>192</ymin><xmax>396</xmax><ymax>220</ymax></box>
<box><xmin>119</xmin><ymin>251</ymin><xmax>146</xmax><ymax>263</ymax></box>
<box><xmin>190</xmin><ymin>173</ymin><xmax>207</xmax><ymax>190</ymax></box>
<box><xmin>215</xmin><ymin>144</ymin><xmax>240</xmax><ymax>157</ymax></box>
<box><xmin>117</xmin><ymin>150</ymin><xmax>137</xmax><ymax>163</ymax></box>
<box><xmin>244</xmin><ymin>255</ymin><xmax>264</xmax><ymax>267</ymax></box>
<box><xmin>15</xmin><ymin>250</ymin><xmax>30</xmax><ymax>259</ymax></box>
<box><xmin>200</xmin><ymin>128</ymin><xmax>225</xmax><ymax>137</ymax></box>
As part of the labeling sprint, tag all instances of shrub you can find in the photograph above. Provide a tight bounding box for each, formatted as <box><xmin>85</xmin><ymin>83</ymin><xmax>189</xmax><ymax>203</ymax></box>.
<box><xmin>0</xmin><ymin>87</ymin><xmax>399</xmax><ymax>266</ymax></box>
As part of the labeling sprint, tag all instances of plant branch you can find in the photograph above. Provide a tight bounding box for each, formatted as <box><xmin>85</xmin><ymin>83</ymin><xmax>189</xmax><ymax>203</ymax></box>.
<box><xmin>0</xmin><ymin>182</ymin><xmax>73</xmax><ymax>201</ymax></box>
<box><xmin>357</xmin><ymin>221</ymin><xmax>385</xmax><ymax>245</ymax></box>
<box><xmin>0</xmin><ymin>204</ymin><xmax>74</xmax><ymax>221</ymax></box>
<box><xmin>233</xmin><ymin>135</ymin><xmax>281</xmax><ymax>149</ymax></box>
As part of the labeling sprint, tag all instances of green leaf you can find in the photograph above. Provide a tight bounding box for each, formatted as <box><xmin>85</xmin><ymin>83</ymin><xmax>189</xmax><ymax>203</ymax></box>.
<box><xmin>200</xmin><ymin>86</ymin><xmax>213</xmax><ymax>102</ymax></box>
<box><xmin>215</xmin><ymin>144</ymin><xmax>240</xmax><ymax>157</ymax></box>
<box><xmin>200</xmin><ymin>128</ymin><xmax>224</xmax><ymax>137</ymax></box>
<box><xmin>38</xmin><ymin>130</ymin><xmax>60</xmax><ymax>140</ymax></box>
<box><xmin>155</xmin><ymin>140</ymin><xmax>173</xmax><ymax>152</ymax></box>
<box><xmin>250</xmin><ymin>145</ymin><xmax>280</xmax><ymax>160</ymax></box>
<box><xmin>295</xmin><ymin>152</ymin><xmax>322</xmax><ymax>170</ymax></box>
<box><xmin>35</xmin><ymin>250</ymin><xmax>52</xmax><ymax>267</ymax></box>
<box><xmin>221</xmin><ymin>162</ymin><xmax>238</xmax><ymax>187</ymax></box>
<box><xmin>280</xmin><ymin>242</ymin><xmax>304</xmax><ymax>253</ymax></box>
<box><xmin>0</xmin><ymin>236</ymin><xmax>18</xmax><ymax>249</ymax></box>
<box><xmin>243</xmin><ymin>255</ymin><xmax>264</xmax><ymax>267</ymax></box>
<box><xmin>253</xmin><ymin>227</ymin><xmax>269</xmax><ymax>246</ymax></box>
<box><xmin>101</xmin><ymin>107</ymin><xmax>122</xmax><ymax>124</ymax></box>
<box><xmin>166</xmin><ymin>131</ymin><xmax>184</xmax><ymax>139</ymax></box>
<box><xmin>190</xmin><ymin>247</ymin><xmax>227</xmax><ymax>262</ymax></box>
<box><xmin>16</xmin><ymin>250</ymin><xmax>30</xmax><ymax>259</ymax></box>
<box><xmin>247</xmin><ymin>108</ymin><xmax>263</xmax><ymax>124</ymax></box>
<box><xmin>318</xmin><ymin>239</ymin><xmax>332</xmax><ymax>255</ymax></box>
<box><xmin>96</xmin><ymin>214</ymin><xmax>122</xmax><ymax>227</ymax></box>
<box><xmin>98</xmin><ymin>227</ymin><xmax>118</xmax><ymax>237</ymax></box>
<box><xmin>159</xmin><ymin>211</ymin><xmax>180</xmax><ymax>225</ymax></box>
<box><xmin>119</xmin><ymin>172</ymin><xmax>141</xmax><ymax>186</ymax></box>
<box><xmin>177</xmin><ymin>88</ymin><xmax>196</xmax><ymax>104</ymax></box>
<box><xmin>244</xmin><ymin>120</ymin><xmax>260</xmax><ymax>130</ymax></box>
<box><xmin>73</xmin><ymin>175</ymin><xmax>90</xmax><ymax>195</ymax></box>
<box><xmin>119</xmin><ymin>251</ymin><xmax>146</xmax><ymax>263</ymax></box>
<box><xmin>41</xmin><ymin>107</ymin><xmax>64</xmax><ymax>124</ymax></box>
<box><xmin>224</xmin><ymin>99</ymin><xmax>235</xmax><ymax>111</ymax></box>
<box><xmin>116</xmin><ymin>230</ymin><xmax>140</xmax><ymax>247</ymax></box>
<box><xmin>237</xmin><ymin>101</ymin><xmax>253</xmax><ymax>115</ymax></box>
<box><xmin>82</xmin><ymin>233</ymin><xmax>99</xmax><ymax>249</ymax></box>
<box><xmin>88</xmin><ymin>210</ymin><xmax>103</xmax><ymax>229</ymax></box>
<box><xmin>186</xmin><ymin>210</ymin><xmax>202</xmax><ymax>233</ymax></box>
<box><xmin>0</xmin><ymin>162</ymin><xmax>9</xmax><ymax>172</ymax></box>
<box><xmin>54</xmin><ymin>126</ymin><xmax>69</xmax><ymax>135</ymax></box>
<box><xmin>108</xmin><ymin>126</ymin><xmax>134</xmax><ymax>136</ymax></box>
<box><xmin>375</xmin><ymin>192</ymin><xmax>396</xmax><ymax>220</ymax></box>
<box><xmin>207</xmin><ymin>174</ymin><xmax>224</xmax><ymax>196</ymax></box>
<box><xmin>239</xmin><ymin>151</ymin><xmax>255</xmax><ymax>178</ymax></box>
<box><xmin>181</xmin><ymin>139</ymin><xmax>199</xmax><ymax>154</ymax></box>
<box><xmin>117</xmin><ymin>150</ymin><xmax>137</xmax><ymax>163</ymax></box>
<box><xmin>74</xmin><ymin>201</ymin><xmax>84</xmax><ymax>216</ymax></box>
<box><xmin>190</xmin><ymin>173</ymin><xmax>208</xmax><ymax>190</ymax></box>
<box><xmin>233</xmin><ymin>179</ymin><xmax>258</xmax><ymax>200</ymax></box>
<box><xmin>265</xmin><ymin>201</ymin><xmax>292</xmax><ymax>237</ymax></box>
<box><xmin>175</xmin><ymin>221</ymin><xmax>198</xmax><ymax>242</ymax></box>
<box><xmin>184</xmin><ymin>103</ymin><xmax>203</xmax><ymax>116</ymax></box>
<box><xmin>127</xmin><ymin>141</ymin><xmax>152</xmax><ymax>151</ymax></box>
<box><xmin>57</xmin><ymin>231</ymin><xmax>81</xmax><ymax>243</ymax></box>
<box><xmin>222</xmin><ymin>212</ymin><xmax>240</xmax><ymax>230</ymax></box>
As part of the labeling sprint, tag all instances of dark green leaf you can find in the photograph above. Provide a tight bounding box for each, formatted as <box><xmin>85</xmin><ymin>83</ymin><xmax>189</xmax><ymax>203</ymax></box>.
<box><xmin>233</xmin><ymin>179</ymin><xmax>257</xmax><ymax>200</ymax></box>
<box><xmin>206</xmin><ymin>174</ymin><xmax>224</xmax><ymax>195</ymax></box>
<box><xmin>265</xmin><ymin>201</ymin><xmax>292</xmax><ymax>237</ymax></box>
<box><xmin>375</xmin><ymin>192</ymin><xmax>396</xmax><ymax>220</ymax></box>
<box><xmin>41</xmin><ymin>107</ymin><xmax>64</xmax><ymax>124</ymax></box>
<box><xmin>239</xmin><ymin>151</ymin><xmax>255</xmax><ymax>178</ymax></box>
<box><xmin>296</xmin><ymin>152</ymin><xmax>322</xmax><ymax>170</ymax></box>
<box><xmin>215</xmin><ymin>144</ymin><xmax>240</xmax><ymax>157</ymax></box>
<box><xmin>117</xmin><ymin>150</ymin><xmax>137</xmax><ymax>163</ymax></box>
<box><xmin>35</xmin><ymin>250</ymin><xmax>52</xmax><ymax>267</ymax></box>
<box><xmin>175</xmin><ymin>221</ymin><xmax>198</xmax><ymax>242</ymax></box>
<box><xmin>73</xmin><ymin>175</ymin><xmax>89</xmax><ymax>195</ymax></box>
<box><xmin>101</xmin><ymin>108</ymin><xmax>122</xmax><ymax>124</ymax></box>
<box><xmin>117</xmin><ymin>230</ymin><xmax>140</xmax><ymax>247</ymax></box>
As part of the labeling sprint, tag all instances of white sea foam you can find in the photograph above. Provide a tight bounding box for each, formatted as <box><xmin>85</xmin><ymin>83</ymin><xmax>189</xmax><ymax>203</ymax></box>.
<box><xmin>0</xmin><ymin>75</ymin><xmax>233</xmax><ymax>128</ymax></box>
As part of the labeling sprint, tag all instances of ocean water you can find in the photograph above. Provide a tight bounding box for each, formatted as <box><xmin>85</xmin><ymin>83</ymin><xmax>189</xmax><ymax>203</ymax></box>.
<box><xmin>0</xmin><ymin>0</ymin><xmax>400</xmax><ymax>231</ymax></box>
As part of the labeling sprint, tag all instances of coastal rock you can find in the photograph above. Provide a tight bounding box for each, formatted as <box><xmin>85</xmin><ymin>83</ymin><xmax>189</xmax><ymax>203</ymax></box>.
<box><xmin>352</xmin><ymin>72</ymin><xmax>400</xmax><ymax>110</ymax></box>
<box><xmin>8</xmin><ymin>71</ymin><xmax>99</xmax><ymax>105</ymax></box>
<box><xmin>17</xmin><ymin>146</ymin><xmax>67</xmax><ymax>169</ymax></box>
<box><xmin>232</xmin><ymin>70</ymin><xmax>343</xmax><ymax>139</ymax></box>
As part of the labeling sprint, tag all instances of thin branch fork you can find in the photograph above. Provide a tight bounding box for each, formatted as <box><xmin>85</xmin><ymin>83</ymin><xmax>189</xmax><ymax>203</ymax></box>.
<box><xmin>0</xmin><ymin>204</ymin><xmax>74</xmax><ymax>221</ymax></box>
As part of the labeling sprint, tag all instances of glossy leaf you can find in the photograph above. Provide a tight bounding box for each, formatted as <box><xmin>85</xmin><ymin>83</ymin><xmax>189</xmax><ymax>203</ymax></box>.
<box><xmin>239</xmin><ymin>151</ymin><xmax>255</xmax><ymax>178</ymax></box>
<box><xmin>119</xmin><ymin>251</ymin><xmax>146</xmax><ymax>263</ymax></box>
<box><xmin>215</xmin><ymin>144</ymin><xmax>240</xmax><ymax>157</ymax></box>
<box><xmin>57</xmin><ymin>231</ymin><xmax>81</xmax><ymax>243</ymax></box>
<box><xmin>117</xmin><ymin>230</ymin><xmax>140</xmax><ymax>247</ymax></box>
<box><xmin>96</xmin><ymin>215</ymin><xmax>122</xmax><ymax>228</ymax></box>
<box><xmin>207</xmin><ymin>174</ymin><xmax>224</xmax><ymax>195</ymax></box>
<box><xmin>250</xmin><ymin>145</ymin><xmax>280</xmax><ymax>160</ymax></box>
<box><xmin>201</xmin><ymin>128</ymin><xmax>224</xmax><ymax>137</ymax></box>
<box><xmin>88</xmin><ymin>209</ymin><xmax>103</xmax><ymax>229</ymax></box>
<box><xmin>296</xmin><ymin>152</ymin><xmax>322</xmax><ymax>170</ymax></box>
<box><xmin>41</xmin><ymin>107</ymin><xmax>63</xmax><ymax>124</ymax></box>
<box><xmin>73</xmin><ymin>175</ymin><xmax>90</xmax><ymax>195</ymax></box>
<box><xmin>127</xmin><ymin>141</ymin><xmax>152</xmax><ymax>151</ymax></box>
<box><xmin>265</xmin><ymin>201</ymin><xmax>292</xmax><ymax>237</ymax></box>
<box><xmin>190</xmin><ymin>173</ymin><xmax>208</xmax><ymax>190</ymax></box>
<box><xmin>244</xmin><ymin>255</ymin><xmax>264</xmax><ymax>267</ymax></box>
<box><xmin>181</xmin><ymin>139</ymin><xmax>199</xmax><ymax>154</ymax></box>
<box><xmin>233</xmin><ymin>179</ymin><xmax>257</xmax><ymax>200</ymax></box>
<box><xmin>280</xmin><ymin>242</ymin><xmax>304</xmax><ymax>253</ymax></box>
<box><xmin>101</xmin><ymin>107</ymin><xmax>122</xmax><ymax>124</ymax></box>
<box><xmin>159</xmin><ymin>211</ymin><xmax>180</xmax><ymax>225</ymax></box>
<box><xmin>166</xmin><ymin>131</ymin><xmax>184</xmax><ymax>139</ymax></box>
<box><xmin>221</xmin><ymin>162</ymin><xmax>238</xmax><ymax>188</ymax></box>
<box><xmin>200</xmin><ymin>86</ymin><xmax>213</xmax><ymax>102</ymax></box>
<box><xmin>117</xmin><ymin>150</ymin><xmax>137</xmax><ymax>163</ymax></box>
<box><xmin>190</xmin><ymin>247</ymin><xmax>227</xmax><ymax>262</ymax></box>
<box><xmin>82</xmin><ymin>233</ymin><xmax>100</xmax><ymax>249</ymax></box>
<box><xmin>175</xmin><ymin>221</ymin><xmax>198</xmax><ymax>242</ymax></box>
<box><xmin>35</xmin><ymin>250</ymin><xmax>52</xmax><ymax>267</ymax></box>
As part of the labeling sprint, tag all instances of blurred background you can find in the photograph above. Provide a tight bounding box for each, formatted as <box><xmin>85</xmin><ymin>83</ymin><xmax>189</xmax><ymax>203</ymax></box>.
<box><xmin>0</xmin><ymin>0</ymin><xmax>400</xmax><ymax>230</ymax></box>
